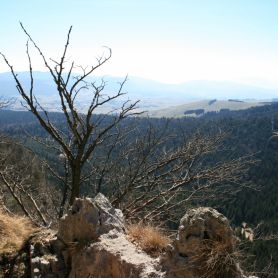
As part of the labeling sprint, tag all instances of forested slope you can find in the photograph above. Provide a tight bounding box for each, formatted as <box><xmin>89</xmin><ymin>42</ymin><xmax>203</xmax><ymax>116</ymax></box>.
<box><xmin>1</xmin><ymin>103</ymin><xmax>278</xmax><ymax>275</ymax></box>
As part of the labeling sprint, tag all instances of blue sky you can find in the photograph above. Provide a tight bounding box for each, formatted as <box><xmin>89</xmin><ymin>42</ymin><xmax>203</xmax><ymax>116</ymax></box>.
<box><xmin>1</xmin><ymin>0</ymin><xmax>278</xmax><ymax>87</ymax></box>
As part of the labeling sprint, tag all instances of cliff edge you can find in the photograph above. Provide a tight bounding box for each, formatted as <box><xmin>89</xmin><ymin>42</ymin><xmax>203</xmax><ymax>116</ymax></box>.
<box><xmin>0</xmin><ymin>194</ymin><xmax>257</xmax><ymax>278</ymax></box>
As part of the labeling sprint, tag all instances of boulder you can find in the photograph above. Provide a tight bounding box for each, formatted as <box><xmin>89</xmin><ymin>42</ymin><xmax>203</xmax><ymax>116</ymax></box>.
<box><xmin>176</xmin><ymin>207</ymin><xmax>236</xmax><ymax>257</ymax></box>
<box><xmin>162</xmin><ymin>207</ymin><xmax>243</xmax><ymax>278</ymax></box>
<box><xmin>57</xmin><ymin>193</ymin><xmax>125</xmax><ymax>244</ymax></box>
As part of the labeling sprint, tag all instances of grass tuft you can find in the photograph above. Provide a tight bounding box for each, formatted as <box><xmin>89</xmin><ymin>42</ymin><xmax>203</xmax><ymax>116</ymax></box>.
<box><xmin>0</xmin><ymin>210</ymin><xmax>36</xmax><ymax>254</ymax></box>
<box><xmin>127</xmin><ymin>223</ymin><xmax>171</xmax><ymax>257</ymax></box>
<box><xmin>190</xmin><ymin>239</ymin><xmax>241</xmax><ymax>278</ymax></box>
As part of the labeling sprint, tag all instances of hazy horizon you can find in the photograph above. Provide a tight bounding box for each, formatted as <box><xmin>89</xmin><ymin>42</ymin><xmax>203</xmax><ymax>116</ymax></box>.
<box><xmin>1</xmin><ymin>69</ymin><xmax>278</xmax><ymax>90</ymax></box>
<box><xmin>1</xmin><ymin>0</ymin><xmax>278</xmax><ymax>92</ymax></box>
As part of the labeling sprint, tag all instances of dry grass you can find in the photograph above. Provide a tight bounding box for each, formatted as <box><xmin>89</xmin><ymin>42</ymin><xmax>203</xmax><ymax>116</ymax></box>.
<box><xmin>190</xmin><ymin>239</ymin><xmax>241</xmax><ymax>278</ymax></box>
<box><xmin>127</xmin><ymin>223</ymin><xmax>171</xmax><ymax>257</ymax></box>
<box><xmin>0</xmin><ymin>210</ymin><xmax>36</xmax><ymax>254</ymax></box>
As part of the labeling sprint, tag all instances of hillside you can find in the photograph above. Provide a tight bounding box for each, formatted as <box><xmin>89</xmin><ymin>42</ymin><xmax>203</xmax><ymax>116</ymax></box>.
<box><xmin>1</xmin><ymin>104</ymin><xmax>278</xmax><ymax>276</ymax></box>
<box><xmin>1</xmin><ymin>1</ymin><xmax>278</xmax><ymax>277</ymax></box>
<box><xmin>0</xmin><ymin>72</ymin><xmax>277</xmax><ymax>112</ymax></box>
<box><xmin>147</xmin><ymin>99</ymin><xmax>270</xmax><ymax>118</ymax></box>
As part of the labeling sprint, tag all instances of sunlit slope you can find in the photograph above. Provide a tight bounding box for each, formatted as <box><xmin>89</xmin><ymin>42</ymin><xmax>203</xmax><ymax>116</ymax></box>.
<box><xmin>147</xmin><ymin>99</ymin><xmax>269</xmax><ymax>118</ymax></box>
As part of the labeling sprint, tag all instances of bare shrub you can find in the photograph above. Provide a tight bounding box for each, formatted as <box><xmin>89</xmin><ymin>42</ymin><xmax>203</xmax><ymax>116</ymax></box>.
<box><xmin>0</xmin><ymin>139</ymin><xmax>59</xmax><ymax>226</ymax></box>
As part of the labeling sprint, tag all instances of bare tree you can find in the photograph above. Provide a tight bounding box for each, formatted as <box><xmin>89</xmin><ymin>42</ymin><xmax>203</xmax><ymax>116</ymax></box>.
<box><xmin>0</xmin><ymin>23</ymin><xmax>140</xmax><ymax>208</ymax></box>
<box><xmin>83</xmin><ymin>121</ymin><xmax>257</xmax><ymax>225</ymax></box>
<box><xmin>0</xmin><ymin>25</ymin><xmax>256</xmax><ymax>228</ymax></box>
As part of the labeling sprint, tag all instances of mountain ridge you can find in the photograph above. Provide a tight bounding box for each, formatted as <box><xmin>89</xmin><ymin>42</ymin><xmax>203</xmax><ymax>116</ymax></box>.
<box><xmin>0</xmin><ymin>71</ymin><xmax>277</xmax><ymax>112</ymax></box>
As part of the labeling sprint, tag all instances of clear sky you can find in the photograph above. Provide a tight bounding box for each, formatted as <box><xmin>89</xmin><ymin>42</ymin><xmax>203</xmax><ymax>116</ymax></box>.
<box><xmin>1</xmin><ymin>0</ymin><xmax>278</xmax><ymax>87</ymax></box>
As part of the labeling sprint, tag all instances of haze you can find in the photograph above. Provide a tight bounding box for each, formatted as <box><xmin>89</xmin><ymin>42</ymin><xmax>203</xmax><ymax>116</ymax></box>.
<box><xmin>1</xmin><ymin>0</ymin><xmax>278</xmax><ymax>89</ymax></box>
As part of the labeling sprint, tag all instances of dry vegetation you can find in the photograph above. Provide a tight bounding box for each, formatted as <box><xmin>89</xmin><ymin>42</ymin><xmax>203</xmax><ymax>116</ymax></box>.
<box><xmin>190</xmin><ymin>239</ymin><xmax>241</xmax><ymax>278</ymax></box>
<box><xmin>0</xmin><ymin>210</ymin><xmax>36</xmax><ymax>254</ymax></box>
<box><xmin>127</xmin><ymin>223</ymin><xmax>171</xmax><ymax>257</ymax></box>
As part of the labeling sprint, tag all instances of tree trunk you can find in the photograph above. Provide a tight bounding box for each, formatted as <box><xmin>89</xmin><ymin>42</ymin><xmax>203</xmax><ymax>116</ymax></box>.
<box><xmin>69</xmin><ymin>162</ymin><xmax>81</xmax><ymax>205</ymax></box>
<box><xmin>59</xmin><ymin>161</ymin><xmax>69</xmax><ymax>217</ymax></box>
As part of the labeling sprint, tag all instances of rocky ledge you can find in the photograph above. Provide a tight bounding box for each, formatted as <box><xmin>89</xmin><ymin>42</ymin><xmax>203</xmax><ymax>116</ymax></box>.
<box><xmin>7</xmin><ymin>194</ymin><xmax>256</xmax><ymax>277</ymax></box>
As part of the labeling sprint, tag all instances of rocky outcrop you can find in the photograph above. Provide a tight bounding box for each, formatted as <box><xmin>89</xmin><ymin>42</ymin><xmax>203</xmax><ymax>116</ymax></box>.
<box><xmin>21</xmin><ymin>194</ymin><xmax>254</xmax><ymax>278</ymax></box>
<box><xmin>161</xmin><ymin>207</ymin><xmax>243</xmax><ymax>278</ymax></box>
<box><xmin>58</xmin><ymin>193</ymin><xmax>125</xmax><ymax>244</ymax></box>
<box><xmin>29</xmin><ymin>194</ymin><xmax>163</xmax><ymax>278</ymax></box>
<box><xmin>57</xmin><ymin>194</ymin><xmax>164</xmax><ymax>277</ymax></box>
<box><xmin>176</xmin><ymin>207</ymin><xmax>236</xmax><ymax>256</ymax></box>
<box><xmin>69</xmin><ymin>230</ymin><xmax>163</xmax><ymax>278</ymax></box>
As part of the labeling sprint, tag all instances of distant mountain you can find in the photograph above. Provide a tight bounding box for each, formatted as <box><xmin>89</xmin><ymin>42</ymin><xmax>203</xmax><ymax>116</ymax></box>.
<box><xmin>0</xmin><ymin>72</ymin><xmax>277</xmax><ymax>112</ymax></box>
<box><xmin>146</xmin><ymin>99</ymin><xmax>271</xmax><ymax>118</ymax></box>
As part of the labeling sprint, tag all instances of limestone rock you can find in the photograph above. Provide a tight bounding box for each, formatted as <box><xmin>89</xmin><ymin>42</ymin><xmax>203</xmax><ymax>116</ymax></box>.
<box><xmin>55</xmin><ymin>194</ymin><xmax>166</xmax><ymax>277</ymax></box>
<box><xmin>21</xmin><ymin>197</ymin><xmax>252</xmax><ymax>278</ymax></box>
<box><xmin>176</xmin><ymin>207</ymin><xmax>236</xmax><ymax>257</ymax></box>
<box><xmin>162</xmin><ymin>207</ymin><xmax>243</xmax><ymax>278</ymax></box>
<box><xmin>57</xmin><ymin>193</ymin><xmax>125</xmax><ymax>244</ymax></box>
<box><xmin>69</xmin><ymin>229</ymin><xmax>164</xmax><ymax>278</ymax></box>
<box><xmin>29</xmin><ymin>230</ymin><xmax>66</xmax><ymax>278</ymax></box>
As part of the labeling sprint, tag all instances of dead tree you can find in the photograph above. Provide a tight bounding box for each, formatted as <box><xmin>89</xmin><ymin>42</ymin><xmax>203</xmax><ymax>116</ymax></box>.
<box><xmin>83</xmin><ymin>121</ymin><xmax>257</xmax><ymax>225</ymax></box>
<box><xmin>0</xmin><ymin>23</ymin><xmax>140</xmax><ymax>209</ymax></box>
<box><xmin>0</xmin><ymin>25</ymin><xmax>256</xmax><ymax>226</ymax></box>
